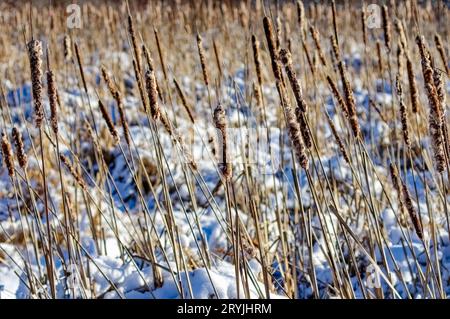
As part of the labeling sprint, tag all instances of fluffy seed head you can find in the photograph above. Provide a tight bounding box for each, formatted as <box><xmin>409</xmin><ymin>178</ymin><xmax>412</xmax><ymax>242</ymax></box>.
<box><xmin>1</xmin><ymin>133</ymin><xmax>14</xmax><ymax>177</ymax></box>
<box><xmin>63</xmin><ymin>34</ymin><xmax>72</xmax><ymax>61</ymax></box>
<box><xmin>11</xmin><ymin>128</ymin><xmax>27</xmax><ymax>168</ymax></box>
<box><xmin>196</xmin><ymin>34</ymin><xmax>209</xmax><ymax>87</ymax></box>
<box><xmin>280</xmin><ymin>48</ymin><xmax>307</xmax><ymax>113</ymax></box>
<box><xmin>47</xmin><ymin>70</ymin><xmax>58</xmax><ymax>134</ymax></box>
<box><xmin>145</xmin><ymin>69</ymin><xmax>161</xmax><ymax>121</ymax></box>
<box><xmin>213</xmin><ymin>103</ymin><xmax>232</xmax><ymax>180</ymax></box>
<box><xmin>27</xmin><ymin>39</ymin><xmax>44</xmax><ymax>128</ymax></box>
<box><xmin>98</xmin><ymin>99</ymin><xmax>120</xmax><ymax>144</ymax></box>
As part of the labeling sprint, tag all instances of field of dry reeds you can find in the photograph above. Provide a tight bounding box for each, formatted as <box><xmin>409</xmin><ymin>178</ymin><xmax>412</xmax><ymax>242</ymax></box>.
<box><xmin>0</xmin><ymin>0</ymin><xmax>449</xmax><ymax>299</ymax></box>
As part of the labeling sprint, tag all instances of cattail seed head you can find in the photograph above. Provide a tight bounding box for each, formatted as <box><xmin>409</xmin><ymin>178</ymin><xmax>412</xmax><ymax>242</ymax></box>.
<box><xmin>263</xmin><ymin>16</ymin><xmax>283</xmax><ymax>82</ymax></box>
<box><xmin>101</xmin><ymin>66</ymin><xmax>130</xmax><ymax>145</ymax></box>
<box><xmin>27</xmin><ymin>39</ymin><xmax>44</xmax><ymax>128</ymax></box>
<box><xmin>338</xmin><ymin>61</ymin><xmax>360</xmax><ymax>138</ymax></box>
<box><xmin>98</xmin><ymin>99</ymin><xmax>120</xmax><ymax>144</ymax></box>
<box><xmin>142</xmin><ymin>44</ymin><xmax>155</xmax><ymax>72</ymax></box>
<box><xmin>196</xmin><ymin>34</ymin><xmax>210</xmax><ymax>87</ymax></box>
<box><xmin>275</xmin><ymin>16</ymin><xmax>282</xmax><ymax>52</ymax></box>
<box><xmin>47</xmin><ymin>70</ymin><xmax>58</xmax><ymax>134</ymax></box>
<box><xmin>396</xmin><ymin>42</ymin><xmax>404</xmax><ymax>74</ymax></box>
<box><xmin>280</xmin><ymin>48</ymin><xmax>307</xmax><ymax>113</ymax></box>
<box><xmin>213</xmin><ymin>103</ymin><xmax>232</xmax><ymax>180</ymax></box>
<box><xmin>381</xmin><ymin>5</ymin><xmax>391</xmax><ymax>51</ymax></box>
<box><xmin>376</xmin><ymin>40</ymin><xmax>384</xmax><ymax>75</ymax></box>
<box><xmin>277</xmin><ymin>82</ymin><xmax>308</xmax><ymax>169</ymax></box>
<box><xmin>142</xmin><ymin>45</ymin><xmax>163</xmax><ymax>99</ymax></box>
<box><xmin>396</xmin><ymin>74</ymin><xmax>411</xmax><ymax>149</ymax></box>
<box><xmin>117</xmin><ymin>99</ymin><xmax>131</xmax><ymax>146</ymax></box>
<box><xmin>394</xmin><ymin>18</ymin><xmax>408</xmax><ymax>51</ymax></box>
<box><xmin>406</xmin><ymin>55</ymin><xmax>419</xmax><ymax>113</ymax></box>
<box><xmin>174</xmin><ymin>79</ymin><xmax>195</xmax><ymax>123</ymax></box>
<box><xmin>361</xmin><ymin>7</ymin><xmax>367</xmax><ymax>47</ymax></box>
<box><xmin>326</xmin><ymin>75</ymin><xmax>348</xmax><ymax>118</ymax></box>
<box><xmin>101</xmin><ymin>66</ymin><xmax>119</xmax><ymax>99</ymax></box>
<box><xmin>434</xmin><ymin>69</ymin><xmax>450</xmax><ymax>157</ymax></box>
<box><xmin>251</xmin><ymin>35</ymin><xmax>263</xmax><ymax>87</ymax></box>
<box><xmin>63</xmin><ymin>34</ymin><xmax>72</xmax><ymax>61</ymax></box>
<box><xmin>1</xmin><ymin>133</ymin><xmax>14</xmax><ymax>177</ymax></box>
<box><xmin>11</xmin><ymin>128</ymin><xmax>27</xmax><ymax>168</ymax></box>
<box><xmin>309</xmin><ymin>25</ymin><xmax>327</xmax><ymax>67</ymax></box>
<box><xmin>145</xmin><ymin>69</ymin><xmax>161</xmax><ymax>121</ymax></box>
<box><xmin>253</xmin><ymin>82</ymin><xmax>262</xmax><ymax>108</ymax></box>
<box><xmin>128</xmin><ymin>15</ymin><xmax>142</xmax><ymax>74</ymax></box>
<box><xmin>401</xmin><ymin>180</ymin><xmax>423</xmax><ymax>240</ymax></box>
<box><xmin>297</xmin><ymin>1</ymin><xmax>306</xmax><ymax>38</ymax></box>
<box><xmin>330</xmin><ymin>35</ymin><xmax>341</xmax><ymax>62</ymax></box>
<box><xmin>389</xmin><ymin>163</ymin><xmax>406</xmax><ymax>222</ymax></box>
<box><xmin>296</xmin><ymin>109</ymin><xmax>312</xmax><ymax>149</ymax></box>
<box><xmin>434</xmin><ymin>69</ymin><xmax>446</xmax><ymax>110</ymax></box>
<box><xmin>74</xmin><ymin>42</ymin><xmax>88</xmax><ymax>93</ymax></box>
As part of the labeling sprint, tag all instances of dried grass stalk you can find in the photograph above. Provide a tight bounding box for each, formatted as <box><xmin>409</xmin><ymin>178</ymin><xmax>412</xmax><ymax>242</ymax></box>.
<box><xmin>309</xmin><ymin>25</ymin><xmax>327</xmax><ymax>67</ymax></box>
<box><xmin>326</xmin><ymin>114</ymin><xmax>350</xmax><ymax>164</ymax></box>
<box><xmin>434</xmin><ymin>33</ymin><xmax>449</xmax><ymax>75</ymax></box>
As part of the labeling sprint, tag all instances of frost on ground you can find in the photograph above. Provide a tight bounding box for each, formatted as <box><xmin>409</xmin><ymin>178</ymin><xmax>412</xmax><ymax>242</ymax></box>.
<box><xmin>0</xmin><ymin>1</ymin><xmax>449</xmax><ymax>299</ymax></box>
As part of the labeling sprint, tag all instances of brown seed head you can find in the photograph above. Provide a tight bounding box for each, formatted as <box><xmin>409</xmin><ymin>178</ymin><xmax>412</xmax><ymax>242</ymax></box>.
<box><xmin>145</xmin><ymin>69</ymin><xmax>161</xmax><ymax>121</ymax></box>
<box><xmin>47</xmin><ymin>70</ymin><xmax>58</xmax><ymax>134</ymax></box>
<box><xmin>11</xmin><ymin>128</ymin><xmax>27</xmax><ymax>168</ymax></box>
<box><xmin>27</xmin><ymin>39</ymin><xmax>44</xmax><ymax>128</ymax></box>
<box><xmin>196</xmin><ymin>34</ymin><xmax>210</xmax><ymax>87</ymax></box>
<box><xmin>98</xmin><ymin>99</ymin><xmax>120</xmax><ymax>144</ymax></box>
<box><xmin>1</xmin><ymin>133</ymin><xmax>14</xmax><ymax>177</ymax></box>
